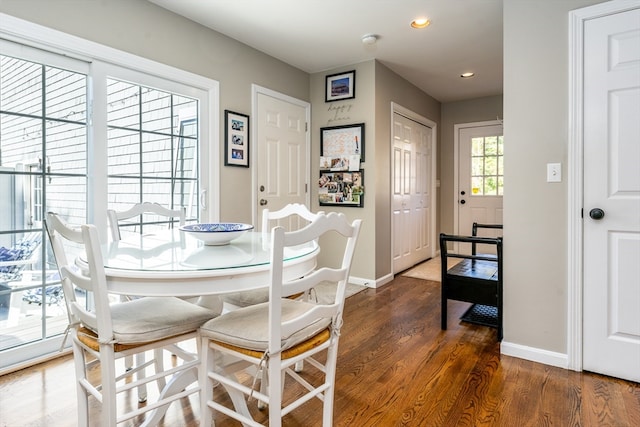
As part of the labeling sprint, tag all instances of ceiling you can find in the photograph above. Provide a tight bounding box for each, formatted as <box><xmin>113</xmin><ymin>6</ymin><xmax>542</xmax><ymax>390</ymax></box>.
<box><xmin>148</xmin><ymin>0</ymin><xmax>504</xmax><ymax>103</ymax></box>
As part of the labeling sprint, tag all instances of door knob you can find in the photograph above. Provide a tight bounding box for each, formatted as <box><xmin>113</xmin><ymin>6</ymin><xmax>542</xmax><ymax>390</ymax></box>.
<box><xmin>259</xmin><ymin>199</ymin><xmax>268</xmax><ymax>206</ymax></box>
<box><xmin>589</xmin><ymin>208</ymin><xmax>604</xmax><ymax>220</ymax></box>
<box><xmin>460</xmin><ymin>199</ymin><xmax>466</xmax><ymax>205</ymax></box>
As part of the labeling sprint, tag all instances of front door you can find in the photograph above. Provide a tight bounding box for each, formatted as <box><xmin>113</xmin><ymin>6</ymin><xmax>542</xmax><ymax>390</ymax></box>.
<box><xmin>254</xmin><ymin>88</ymin><xmax>310</xmax><ymax>230</ymax></box>
<box><xmin>582</xmin><ymin>6</ymin><xmax>640</xmax><ymax>382</ymax></box>
<box><xmin>392</xmin><ymin>110</ymin><xmax>435</xmax><ymax>273</ymax></box>
<box><xmin>456</xmin><ymin>122</ymin><xmax>503</xmax><ymax>253</ymax></box>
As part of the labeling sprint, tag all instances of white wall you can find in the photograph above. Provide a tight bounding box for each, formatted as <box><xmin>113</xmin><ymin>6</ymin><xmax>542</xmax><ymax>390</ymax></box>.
<box><xmin>502</xmin><ymin>0</ymin><xmax>606</xmax><ymax>357</ymax></box>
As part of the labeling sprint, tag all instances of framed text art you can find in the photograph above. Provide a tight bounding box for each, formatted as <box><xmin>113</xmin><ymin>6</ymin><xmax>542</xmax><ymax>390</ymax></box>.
<box><xmin>224</xmin><ymin>110</ymin><xmax>249</xmax><ymax>167</ymax></box>
<box><xmin>318</xmin><ymin>170</ymin><xmax>364</xmax><ymax>207</ymax></box>
<box><xmin>325</xmin><ymin>70</ymin><xmax>356</xmax><ymax>102</ymax></box>
<box><xmin>320</xmin><ymin>123</ymin><xmax>365</xmax><ymax>162</ymax></box>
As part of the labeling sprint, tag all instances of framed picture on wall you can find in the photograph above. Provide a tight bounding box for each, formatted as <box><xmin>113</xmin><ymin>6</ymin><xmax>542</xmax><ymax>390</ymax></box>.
<box><xmin>320</xmin><ymin>123</ymin><xmax>365</xmax><ymax>162</ymax></box>
<box><xmin>224</xmin><ymin>110</ymin><xmax>249</xmax><ymax>167</ymax></box>
<box><xmin>318</xmin><ymin>170</ymin><xmax>364</xmax><ymax>207</ymax></box>
<box><xmin>325</xmin><ymin>70</ymin><xmax>356</xmax><ymax>102</ymax></box>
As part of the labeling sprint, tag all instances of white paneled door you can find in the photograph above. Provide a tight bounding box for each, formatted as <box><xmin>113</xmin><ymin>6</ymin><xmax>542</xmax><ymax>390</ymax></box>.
<box><xmin>582</xmin><ymin>6</ymin><xmax>640</xmax><ymax>383</ymax></box>
<box><xmin>392</xmin><ymin>111</ymin><xmax>434</xmax><ymax>273</ymax></box>
<box><xmin>255</xmin><ymin>89</ymin><xmax>309</xmax><ymax>230</ymax></box>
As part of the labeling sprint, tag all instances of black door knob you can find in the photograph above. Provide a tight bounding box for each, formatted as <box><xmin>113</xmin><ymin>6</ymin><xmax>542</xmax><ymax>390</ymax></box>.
<box><xmin>460</xmin><ymin>199</ymin><xmax>466</xmax><ymax>205</ymax></box>
<box><xmin>589</xmin><ymin>208</ymin><xmax>605</xmax><ymax>220</ymax></box>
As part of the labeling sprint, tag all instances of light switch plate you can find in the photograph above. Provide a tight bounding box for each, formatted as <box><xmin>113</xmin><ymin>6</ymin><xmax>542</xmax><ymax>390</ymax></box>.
<box><xmin>547</xmin><ymin>163</ymin><xmax>562</xmax><ymax>182</ymax></box>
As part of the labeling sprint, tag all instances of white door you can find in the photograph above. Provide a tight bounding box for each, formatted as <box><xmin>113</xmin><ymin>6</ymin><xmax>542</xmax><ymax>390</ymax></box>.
<box><xmin>456</xmin><ymin>123</ymin><xmax>503</xmax><ymax>252</ymax></box>
<box><xmin>582</xmin><ymin>6</ymin><xmax>640</xmax><ymax>382</ymax></box>
<box><xmin>254</xmin><ymin>89</ymin><xmax>310</xmax><ymax>231</ymax></box>
<box><xmin>392</xmin><ymin>111</ymin><xmax>434</xmax><ymax>273</ymax></box>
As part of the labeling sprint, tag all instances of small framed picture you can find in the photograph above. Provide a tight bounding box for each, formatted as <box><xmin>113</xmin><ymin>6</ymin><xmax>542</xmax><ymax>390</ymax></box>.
<box><xmin>224</xmin><ymin>110</ymin><xmax>249</xmax><ymax>167</ymax></box>
<box><xmin>325</xmin><ymin>70</ymin><xmax>356</xmax><ymax>102</ymax></box>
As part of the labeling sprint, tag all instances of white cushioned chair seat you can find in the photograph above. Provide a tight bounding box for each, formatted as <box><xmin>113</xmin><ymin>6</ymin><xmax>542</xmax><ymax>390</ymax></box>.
<box><xmin>200</xmin><ymin>298</ymin><xmax>331</xmax><ymax>352</ymax></box>
<box><xmin>221</xmin><ymin>289</ymin><xmax>269</xmax><ymax>307</ymax></box>
<box><xmin>84</xmin><ymin>297</ymin><xmax>216</xmax><ymax>344</ymax></box>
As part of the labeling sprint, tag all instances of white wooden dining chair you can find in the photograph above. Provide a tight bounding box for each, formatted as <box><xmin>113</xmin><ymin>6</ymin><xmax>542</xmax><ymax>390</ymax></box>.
<box><xmin>107</xmin><ymin>202</ymin><xmax>186</xmax><ymax>242</ymax></box>
<box><xmin>199</xmin><ymin>212</ymin><xmax>362</xmax><ymax>427</ymax></box>
<box><xmin>107</xmin><ymin>202</ymin><xmax>187</xmax><ymax>399</ymax></box>
<box><xmin>222</xmin><ymin>203</ymin><xmax>322</xmax><ymax>310</ymax></box>
<box><xmin>46</xmin><ymin>212</ymin><xmax>215</xmax><ymax>426</ymax></box>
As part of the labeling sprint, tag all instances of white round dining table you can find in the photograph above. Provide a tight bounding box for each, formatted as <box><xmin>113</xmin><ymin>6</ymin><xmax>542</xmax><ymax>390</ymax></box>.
<box><xmin>97</xmin><ymin>229</ymin><xmax>319</xmax><ymax>299</ymax></box>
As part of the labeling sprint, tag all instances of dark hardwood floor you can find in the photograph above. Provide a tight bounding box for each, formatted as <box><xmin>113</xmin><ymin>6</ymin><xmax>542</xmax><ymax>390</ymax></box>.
<box><xmin>1</xmin><ymin>275</ymin><xmax>638</xmax><ymax>426</ymax></box>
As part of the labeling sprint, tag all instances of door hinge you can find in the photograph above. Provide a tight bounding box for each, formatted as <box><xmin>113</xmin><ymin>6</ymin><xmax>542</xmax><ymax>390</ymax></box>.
<box><xmin>305</xmin><ymin>183</ymin><xmax>308</xmax><ymax>193</ymax></box>
<box><xmin>305</xmin><ymin>122</ymin><xmax>308</xmax><ymax>132</ymax></box>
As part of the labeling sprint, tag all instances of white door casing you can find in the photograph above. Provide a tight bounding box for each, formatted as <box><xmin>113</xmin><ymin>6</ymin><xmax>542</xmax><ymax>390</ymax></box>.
<box><xmin>391</xmin><ymin>104</ymin><xmax>437</xmax><ymax>274</ymax></box>
<box><xmin>581</xmin><ymin>5</ymin><xmax>640</xmax><ymax>382</ymax></box>
<box><xmin>252</xmin><ymin>86</ymin><xmax>310</xmax><ymax>230</ymax></box>
<box><xmin>454</xmin><ymin>122</ymin><xmax>503</xmax><ymax>253</ymax></box>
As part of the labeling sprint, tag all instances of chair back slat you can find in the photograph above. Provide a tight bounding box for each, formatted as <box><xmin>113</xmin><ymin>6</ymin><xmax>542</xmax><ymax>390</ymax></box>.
<box><xmin>108</xmin><ymin>202</ymin><xmax>186</xmax><ymax>241</ymax></box>
<box><xmin>261</xmin><ymin>203</ymin><xmax>323</xmax><ymax>233</ymax></box>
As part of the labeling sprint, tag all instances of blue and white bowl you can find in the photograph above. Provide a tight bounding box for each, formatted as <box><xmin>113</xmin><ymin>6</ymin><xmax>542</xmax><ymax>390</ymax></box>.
<box><xmin>180</xmin><ymin>223</ymin><xmax>253</xmax><ymax>246</ymax></box>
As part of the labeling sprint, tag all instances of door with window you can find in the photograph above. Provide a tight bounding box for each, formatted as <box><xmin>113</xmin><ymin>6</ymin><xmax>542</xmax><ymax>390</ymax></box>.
<box><xmin>456</xmin><ymin>122</ymin><xmax>503</xmax><ymax>253</ymax></box>
<box><xmin>0</xmin><ymin>37</ymin><xmax>214</xmax><ymax>370</ymax></box>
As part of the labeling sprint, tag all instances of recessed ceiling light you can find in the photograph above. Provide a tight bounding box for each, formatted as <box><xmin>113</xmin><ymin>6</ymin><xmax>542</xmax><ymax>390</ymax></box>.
<box><xmin>461</xmin><ymin>72</ymin><xmax>475</xmax><ymax>78</ymax></box>
<box><xmin>411</xmin><ymin>18</ymin><xmax>430</xmax><ymax>29</ymax></box>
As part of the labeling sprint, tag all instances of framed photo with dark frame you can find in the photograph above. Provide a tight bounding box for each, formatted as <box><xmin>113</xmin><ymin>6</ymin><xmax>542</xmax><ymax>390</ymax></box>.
<box><xmin>318</xmin><ymin>170</ymin><xmax>364</xmax><ymax>207</ymax></box>
<box><xmin>224</xmin><ymin>110</ymin><xmax>249</xmax><ymax>167</ymax></box>
<box><xmin>320</xmin><ymin>123</ymin><xmax>365</xmax><ymax>162</ymax></box>
<box><xmin>325</xmin><ymin>70</ymin><xmax>356</xmax><ymax>102</ymax></box>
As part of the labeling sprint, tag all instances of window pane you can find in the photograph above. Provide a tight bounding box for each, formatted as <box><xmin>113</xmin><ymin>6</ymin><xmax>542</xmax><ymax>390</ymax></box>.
<box><xmin>45</xmin><ymin>66</ymin><xmax>86</xmax><ymax>121</ymax></box>
<box><xmin>141</xmin><ymin>133</ymin><xmax>172</xmax><ymax>178</ymax></box>
<box><xmin>0</xmin><ymin>56</ymin><xmax>42</xmax><ymax>116</ymax></box>
<box><xmin>107</xmin><ymin>80</ymin><xmax>139</xmax><ymax>129</ymax></box>
<box><xmin>485</xmin><ymin>176</ymin><xmax>497</xmax><ymax>195</ymax></box>
<box><xmin>484</xmin><ymin>156</ymin><xmax>497</xmax><ymax>176</ymax></box>
<box><xmin>472</xmin><ymin>157</ymin><xmax>484</xmax><ymax>176</ymax></box>
<box><xmin>471</xmin><ymin>177</ymin><xmax>483</xmax><ymax>195</ymax></box>
<box><xmin>108</xmin><ymin>128</ymin><xmax>140</xmax><ymax>176</ymax></box>
<box><xmin>485</xmin><ymin>136</ymin><xmax>498</xmax><ymax>155</ymax></box>
<box><xmin>0</xmin><ymin>115</ymin><xmax>42</xmax><ymax>168</ymax></box>
<box><xmin>142</xmin><ymin>87</ymin><xmax>171</xmax><ymax>133</ymax></box>
<box><xmin>471</xmin><ymin>137</ymin><xmax>484</xmax><ymax>156</ymax></box>
<box><xmin>46</xmin><ymin>121</ymin><xmax>87</xmax><ymax>175</ymax></box>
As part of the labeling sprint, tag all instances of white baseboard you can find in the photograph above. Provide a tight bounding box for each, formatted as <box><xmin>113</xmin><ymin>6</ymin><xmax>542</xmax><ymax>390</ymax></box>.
<box><xmin>501</xmin><ymin>341</ymin><xmax>569</xmax><ymax>369</ymax></box>
<box><xmin>349</xmin><ymin>274</ymin><xmax>393</xmax><ymax>289</ymax></box>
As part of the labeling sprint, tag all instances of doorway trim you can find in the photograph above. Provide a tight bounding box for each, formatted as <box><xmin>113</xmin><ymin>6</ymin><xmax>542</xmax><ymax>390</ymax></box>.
<box><xmin>390</xmin><ymin>102</ymin><xmax>437</xmax><ymax>275</ymax></box>
<box><xmin>250</xmin><ymin>84</ymin><xmax>311</xmax><ymax>227</ymax></box>
<box><xmin>453</xmin><ymin>120</ymin><xmax>502</xmax><ymax>236</ymax></box>
<box><xmin>567</xmin><ymin>0</ymin><xmax>637</xmax><ymax>372</ymax></box>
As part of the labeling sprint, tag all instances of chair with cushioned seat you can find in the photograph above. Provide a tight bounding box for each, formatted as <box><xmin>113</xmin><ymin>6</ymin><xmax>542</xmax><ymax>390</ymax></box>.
<box><xmin>46</xmin><ymin>212</ymin><xmax>215</xmax><ymax>426</ymax></box>
<box><xmin>199</xmin><ymin>212</ymin><xmax>361</xmax><ymax>427</ymax></box>
<box><xmin>107</xmin><ymin>202</ymin><xmax>188</xmax><ymax>401</ymax></box>
<box><xmin>221</xmin><ymin>203</ymin><xmax>322</xmax><ymax>310</ymax></box>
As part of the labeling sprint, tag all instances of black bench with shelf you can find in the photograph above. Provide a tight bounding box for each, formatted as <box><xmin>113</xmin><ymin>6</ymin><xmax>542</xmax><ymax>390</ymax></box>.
<box><xmin>439</xmin><ymin>223</ymin><xmax>503</xmax><ymax>340</ymax></box>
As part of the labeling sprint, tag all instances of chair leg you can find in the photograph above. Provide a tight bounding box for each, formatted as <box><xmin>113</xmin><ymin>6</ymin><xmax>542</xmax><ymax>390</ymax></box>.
<box><xmin>136</xmin><ymin>352</ymin><xmax>148</xmax><ymax>403</ymax></box>
<box><xmin>74</xmin><ymin>344</ymin><xmax>90</xmax><ymax>427</ymax></box>
<box><xmin>199</xmin><ymin>337</ymin><xmax>213</xmax><ymax>427</ymax></box>
<box><xmin>153</xmin><ymin>348</ymin><xmax>167</xmax><ymax>392</ymax></box>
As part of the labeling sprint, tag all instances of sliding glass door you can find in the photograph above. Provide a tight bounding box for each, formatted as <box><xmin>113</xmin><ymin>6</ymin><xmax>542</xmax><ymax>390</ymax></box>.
<box><xmin>0</xmin><ymin>35</ymin><xmax>214</xmax><ymax>371</ymax></box>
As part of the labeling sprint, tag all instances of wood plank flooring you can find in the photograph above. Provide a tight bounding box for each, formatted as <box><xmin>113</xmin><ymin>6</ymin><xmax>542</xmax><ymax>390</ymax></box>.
<box><xmin>1</xmin><ymin>275</ymin><xmax>638</xmax><ymax>426</ymax></box>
